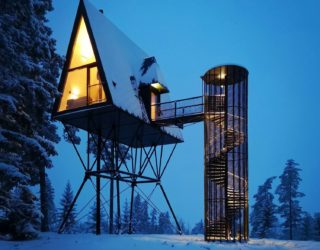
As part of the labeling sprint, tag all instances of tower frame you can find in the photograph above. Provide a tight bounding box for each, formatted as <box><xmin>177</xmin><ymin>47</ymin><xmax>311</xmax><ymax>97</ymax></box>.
<box><xmin>203</xmin><ymin>65</ymin><xmax>248</xmax><ymax>241</ymax></box>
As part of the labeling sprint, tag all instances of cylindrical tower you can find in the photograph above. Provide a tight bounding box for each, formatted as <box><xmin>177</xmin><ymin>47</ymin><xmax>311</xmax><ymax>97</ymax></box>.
<box><xmin>202</xmin><ymin>65</ymin><xmax>248</xmax><ymax>241</ymax></box>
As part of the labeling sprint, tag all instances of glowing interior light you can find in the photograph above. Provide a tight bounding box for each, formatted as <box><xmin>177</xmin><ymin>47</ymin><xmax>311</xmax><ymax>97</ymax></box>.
<box><xmin>70</xmin><ymin>87</ymin><xmax>80</xmax><ymax>99</ymax></box>
<box><xmin>217</xmin><ymin>73</ymin><xmax>227</xmax><ymax>79</ymax></box>
<box><xmin>151</xmin><ymin>82</ymin><xmax>169</xmax><ymax>93</ymax></box>
<box><xmin>78</xmin><ymin>19</ymin><xmax>94</xmax><ymax>63</ymax></box>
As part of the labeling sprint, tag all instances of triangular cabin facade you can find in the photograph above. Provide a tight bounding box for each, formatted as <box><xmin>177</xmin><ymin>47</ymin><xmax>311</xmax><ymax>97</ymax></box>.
<box><xmin>58</xmin><ymin>17</ymin><xmax>107</xmax><ymax>112</ymax></box>
<box><xmin>52</xmin><ymin>0</ymin><xmax>182</xmax><ymax>147</ymax></box>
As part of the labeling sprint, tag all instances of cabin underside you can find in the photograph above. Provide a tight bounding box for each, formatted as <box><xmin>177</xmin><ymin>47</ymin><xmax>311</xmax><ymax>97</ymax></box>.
<box><xmin>53</xmin><ymin>104</ymin><xmax>183</xmax><ymax>147</ymax></box>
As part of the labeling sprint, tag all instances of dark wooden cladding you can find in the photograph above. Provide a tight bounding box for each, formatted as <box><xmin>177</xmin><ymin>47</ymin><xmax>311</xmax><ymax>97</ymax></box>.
<box><xmin>203</xmin><ymin>65</ymin><xmax>248</xmax><ymax>242</ymax></box>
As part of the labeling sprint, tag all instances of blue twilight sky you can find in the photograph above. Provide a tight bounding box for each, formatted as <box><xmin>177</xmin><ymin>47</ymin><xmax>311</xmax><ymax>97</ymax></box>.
<box><xmin>48</xmin><ymin>0</ymin><xmax>320</xmax><ymax>227</ymax></box>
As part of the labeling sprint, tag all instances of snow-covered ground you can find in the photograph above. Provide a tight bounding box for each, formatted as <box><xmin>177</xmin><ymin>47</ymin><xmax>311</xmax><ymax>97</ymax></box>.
<box><xmin>0</xmin><ymin>233</ymin><xmax>319</xmax><ymax>250</ymax></box>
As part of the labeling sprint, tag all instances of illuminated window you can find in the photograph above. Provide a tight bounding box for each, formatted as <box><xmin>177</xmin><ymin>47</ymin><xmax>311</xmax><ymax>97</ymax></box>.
<box><xmin>89</xmin><ymin>67</ymin><xmax>106</xmax><ymax>104</ymax></box>
<box><xmin>59</xmin><ymin>68</ymin><xmax>87</xmax><ymax>110</ymax></box>
<box><xmin>70</xmin><ymin>17</ymin><xmax>96</xmax><ymax>69</ymax></box>
<box><xmin>59</xmin><ymin>17</ymin><xmax>106</xmax><ymax>112</ymax></box>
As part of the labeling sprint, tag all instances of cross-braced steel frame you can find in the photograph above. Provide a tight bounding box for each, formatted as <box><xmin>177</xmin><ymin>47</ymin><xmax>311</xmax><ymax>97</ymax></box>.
<box><xmin>58</xmin><ymin>116</ymin><xmax>182</xmax><ymax>235</ymax></box>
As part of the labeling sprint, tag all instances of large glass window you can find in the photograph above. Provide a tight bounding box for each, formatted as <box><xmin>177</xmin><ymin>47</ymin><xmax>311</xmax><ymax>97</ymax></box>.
<box><xmin>58</xmin><ymin>17</ymin><xmax>106</xmax><ymax>112</ymax></box>
<box><xmin>89</xmin><ymin>67</ymin><xmax>106</xmax><ymax>105</ymax></box>
<box><xmin>70</xmin><ymin>17</ymin><xmax>96</xmax><ymax>69</ymax></box>
<box><xmin>59</xmin><ymin>68</ymin><xmax>87</xmax><ymax>111</ymax></box>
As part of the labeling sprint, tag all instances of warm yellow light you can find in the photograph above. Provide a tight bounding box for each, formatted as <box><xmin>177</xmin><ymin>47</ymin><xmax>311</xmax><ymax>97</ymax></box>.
<box><xmin>69</xmin><ymin>17</ymin><xmax>96</xmax><ymax>69</ymax></box>
<box><xmin>70</xmin><ymin>87</ymin><xmax>80</xmax><ymax>100</ymax></box>
<box><xmin>217</xmin><ymin>73</ymin><xmax>226</xmax><ymax>79</ymax></box>
<box><xmin>151</xmin><ymin>82</ymin><xmax>162</xmax><ymax>89</ymax></box>
<box><xmin>77</xmin><ymin>20</ymin><xmax>94</xmax><ymax>63</ymax></box>
<box><xmin>151</xmin><ymin>82</ymin><xmax>168</xmax><ymax>93</ymax></box>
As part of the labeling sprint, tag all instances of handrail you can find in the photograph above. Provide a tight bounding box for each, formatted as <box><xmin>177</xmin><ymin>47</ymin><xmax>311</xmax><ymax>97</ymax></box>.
<box><xmin>151</xmin><ymin>96</ymin><xmax>204</xmax><ymax>121</ymax></box>
<box><xmin>151</xmin><ymin>95</ymin><xmax>228</xmax><ymax>122</ymax></box>
<box><xmin>152</xmin><ymin>95</ymin><xmax>203</xmax><ymax>106</ymax></box>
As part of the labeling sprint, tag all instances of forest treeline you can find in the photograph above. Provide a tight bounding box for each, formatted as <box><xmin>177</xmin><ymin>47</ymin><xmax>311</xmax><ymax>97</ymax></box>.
<box><xmin>250</xmin><ymin>159</ymin><xmax>320</xmax><ymax>241</ymax></box>
<box><xmin>0</xmin><ymin>0</ymin><xmax>319</xmax><ymax>242</ymax></box>
<box><xmin>41</xmin><ymin>180</ymin><xmax>203</xmax><ymax>236</ymax></box>
<box><xmin>0</xmin><ymin>0</ymin><xmax>203</xmax><ymax>240</ymax></box>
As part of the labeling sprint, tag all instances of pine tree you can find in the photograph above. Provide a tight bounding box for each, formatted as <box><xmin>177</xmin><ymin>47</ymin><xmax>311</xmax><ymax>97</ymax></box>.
<box><xmin>179</xmin><ymin>218</ymin><xmax>189</xmax><ymax>235</ymax></box>
<box><xmin>133</xmin><ymin>193</ymin><xmax>142</xmax><ymax>232</ymax></box>
<box><xmin>45</xmin><ymin>176</ymin><xmax>57</xmax><ymax>231</ymax></box>
<box><xmin>250</xmin><ymin>176</ymin><xmax>278</xmax><ymax>238</ymax></box>
<box><xmin>299</xmin><ymin>212</ymin><xmax>314</xmax><ymax>241</ymax></box>
<box><xmin>88</xmin><ymin>137</ymin><xmax>130</xmax><ymax>171</ymax></box>
<box><xmin>7</xmin><ymin>186</ymin><xmax>41</xmax><ymax>240</ymax></box>
<box><xmin>85</xmin><ymin>202</ymin><xmax>107</xmax><ymax>233</ymax></box>
<box><xmin>122</xmin><ymin>198</ymin><xmax>130</xmax><ymax>233</ymax></box>
<box><xmin>158</xmin><ymin>212</ymin><xmax>173</xmax><ymax>234</ymax></box>
<box><xmin>275</xmin><ymin>159</ymin><xmax>305</xmax><ymax>240</ymax></box>
<box><xmin>191</xmin><ymin>219</ymin><xmax>204</xmax><ymax>234</ymax></box>
<box><xmin>313</xmin><ymin>213</ymin><xmax>320</xmax><ymax>241</ymax></box>
<box><xmin>0</xmin><ymin>0</ymin><xmax>62</xmax><ymax>237</ymax></box>
<box><xmin>58</xmin><ymin>181</ymin><xmax>77</xmax><ymax>233</ymax></box>
<box><xmin>139</xmin><ymin>200</ymin><xmax>150</xmax><ymax>233</ymax></box>
<box><xmin>149</xmin><ymin>208</ymin><xmax>158</xmax><ymax>234</ymax></box>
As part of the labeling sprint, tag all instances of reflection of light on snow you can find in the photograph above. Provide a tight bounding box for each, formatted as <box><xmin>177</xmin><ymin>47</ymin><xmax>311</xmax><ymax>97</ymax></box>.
<box><xmin>70</xmin><ymin>87</ymin><xmax>80</xmax><ymax>99</ymax></box>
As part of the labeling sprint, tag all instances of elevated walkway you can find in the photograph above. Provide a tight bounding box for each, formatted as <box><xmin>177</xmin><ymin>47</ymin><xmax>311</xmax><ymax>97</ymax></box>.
<box><xmin>152</xmin><ymin>93</ymin><xmax>247</xmax><ymax>241</ymax></box>
<box><xmin>151</xmin><ymin>96</ymin><xmax>205</xmax><ymax>126</ymax></box>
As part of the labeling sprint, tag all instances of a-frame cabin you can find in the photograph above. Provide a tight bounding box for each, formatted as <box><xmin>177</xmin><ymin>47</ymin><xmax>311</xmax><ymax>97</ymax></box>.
<box><xmin>52</xmin><ymin>0</ymin><xmax>182</xmax><ymax>147</ymax></box>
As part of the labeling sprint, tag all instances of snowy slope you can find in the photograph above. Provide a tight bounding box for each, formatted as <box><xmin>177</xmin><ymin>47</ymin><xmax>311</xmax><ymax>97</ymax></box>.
<box><xmin>1</xmin><ymin>233</ymin><xmax>319</xmax><ymax>250</ymax></box>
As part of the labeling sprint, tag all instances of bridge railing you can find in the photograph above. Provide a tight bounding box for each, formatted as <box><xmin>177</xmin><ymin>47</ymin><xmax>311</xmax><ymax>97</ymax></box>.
<box><xmin>151</xmin><ymin>96</ymin><xmax>204</xmax><ymax>121</ymax></box>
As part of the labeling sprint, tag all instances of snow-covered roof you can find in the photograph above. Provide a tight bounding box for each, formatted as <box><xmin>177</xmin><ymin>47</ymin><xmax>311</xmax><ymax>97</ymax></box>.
<box><xmin>83</xmin><ymin>0</ymin><xmax>182</xmax><ymax>140</ymax></box>
<box><xmin>139</xmin><ymin>57</ymin><xmax>168</xmax><ymax>90</ymax></box>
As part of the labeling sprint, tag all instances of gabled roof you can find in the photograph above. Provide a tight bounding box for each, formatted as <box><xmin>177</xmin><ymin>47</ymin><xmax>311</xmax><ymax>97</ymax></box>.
<box><xmin>82</xmin><ymin>0</ymin><xmax>182</xmax><ymax>139</ymax></box>
<box><xmin>53</xmin><ymin>0</ymin><xmax>182</xmax><ymax>141</ymax></box>
<box><xmin>83</xmin><ymin>0</ymin><xmax>172</xmax><ymax>120</ymax></box>
<box><xmin>83</xmin><ymin>0</ymin><xmax>147</xmax><ymax>121</ymax></box>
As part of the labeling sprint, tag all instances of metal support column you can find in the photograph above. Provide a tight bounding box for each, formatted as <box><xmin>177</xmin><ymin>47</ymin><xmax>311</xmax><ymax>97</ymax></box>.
<box><xmin>128</xmin><ymin>182</ymin><xmax>135</xmax><ymax>234</ymax></box>
<box><xmin>96</xmin><ymin>130</ymin><xmax>102</xmax><ymax>235</ymax></box>
<box><xmin>158</xmin><ymin>183</ymin><xmax>182</xmax><ymax>234</ymax></box>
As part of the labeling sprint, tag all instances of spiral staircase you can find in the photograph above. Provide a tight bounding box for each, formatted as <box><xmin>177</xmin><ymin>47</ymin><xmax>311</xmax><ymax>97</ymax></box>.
<box><xmin>151</xmin><ymin>92</ymin><xmax>247</xmax><ymax>241</ymax></box>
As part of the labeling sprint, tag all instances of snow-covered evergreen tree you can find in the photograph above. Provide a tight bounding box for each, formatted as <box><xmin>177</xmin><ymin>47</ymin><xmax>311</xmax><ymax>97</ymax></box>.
<box><xmin>121</xmin><ymin>198</ymin><xmax>130</xmax><ymax>233</ymax></box>
<box><xmin>179</xmin><ymin>218</ymin><xmax>189</xmax><ymax>235</ymax></box>
<box><xmin>63</xmin><ymin>125</ymin><xmax>81</xmax><ymax>145</ymax></box>
<box><xmin>313</xmin><ymin>213</ymin><xmax>320</xmax><ymax>241</ymax></box>
<box><xmin>250</xmin><ymin>176</ymin><xmax>278</xmax><ymax>238</ymax></box>
<box><xmin>158</xmin><ymin>212</ymin><xmax>173</xmax><ymax>234</ymax></box>
<box><xmin>299</xmin><ymin>212</ymin><xmax>314</xmax><ymax>241</ymax></box>
<box><xmin>275</xmin><ymin>159</ymin><xmax>305</xmax><ymax>240</ymax></box>
<box><xmin>149</xmin><ymin>208</ymin><xmax>158</xmax><ymax>234</ymax></box>
<box><xmin>132</xmin><ymin>193</ymin><xmax>142</xmax><ymax>232</ymax></box>
<box><xmin>45</xmin><ymin>175</ymin><xmax>57</xmax><ymax>231</ymax></box>
<box><xmin>139</xmin><ymin>200</ymin><xmax>150</xmax><ymax>233</ymax></box>
<box><xmin>0</xmin><ymin>0</ymin><xmax>61</xmax><ymax>238</ymax></box>
<box><xmin>7</xmin><ymin>186</ymin><xmax>41</xmax><ymax>240</ymax></box>
<box><xmin>191</xmin><ymin>219</ymin><xmax>204</xmax><ymax>234</ymax></box>
<box><xmin>88</xmin><ymin>137</ymin><xmax>130</xmax><ymax>171</ymax></box>
<box><xmin>58</xmin><ymin>181</ymin><xmax>77</xmax><ymax>233</ymax></box>
<box><xmin>84</xmin><ymin>202</ymin><xmax>107</xmax><ymax>234</ymax></box>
